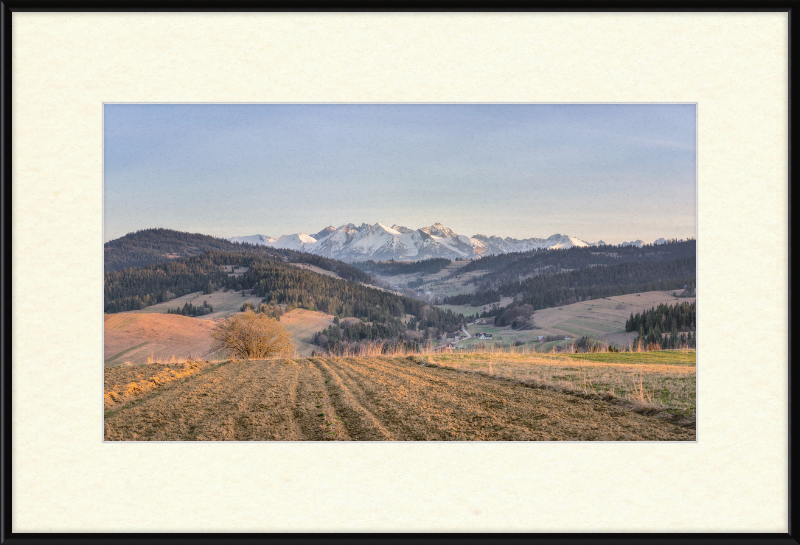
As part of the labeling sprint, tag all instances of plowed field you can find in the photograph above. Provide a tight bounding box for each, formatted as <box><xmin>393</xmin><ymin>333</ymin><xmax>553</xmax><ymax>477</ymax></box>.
<box><xmin>104</xmin><ymin>356</ymin><xmax>694</xmax><ymax>441</ymax></box>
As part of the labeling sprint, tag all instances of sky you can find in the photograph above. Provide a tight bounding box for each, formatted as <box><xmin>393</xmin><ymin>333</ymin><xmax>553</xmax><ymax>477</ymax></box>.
<box><xmin>104</xmin><ymin>104</ymin><xmax>696</xmax><ymax>244</ymax></box>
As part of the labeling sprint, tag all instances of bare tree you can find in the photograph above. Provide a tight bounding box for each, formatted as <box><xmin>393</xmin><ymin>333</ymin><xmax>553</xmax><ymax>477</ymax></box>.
<box><xmin>211</xmin><ymin>309</ymin><xmax>294</xmax><ymax>360</ymax></box>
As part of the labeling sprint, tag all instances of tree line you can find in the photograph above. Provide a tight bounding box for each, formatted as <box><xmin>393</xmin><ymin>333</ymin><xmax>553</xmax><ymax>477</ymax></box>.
<box><xmin>443</xmin><ymin>239</ymin><xmax>696</xmax><ymax>290</ymax></box>
<box><xmin>104</xmin><ymin>228</ymin><xmax>375</xmax><ymax>286</ymax></box>
<box><xmin>166</xmin><ymin>300</ymin><xmax>214</xmax><ymax>317</ymax></box>
<box><xmin>626</xmin><ymin>301</ymin><xmax>696</xmax><ymax>350</ymax></box>
<box><xmin>353</xmin><ymin>257</ymin><xmax>451</xmax><ymax>276</ymax></box>
<box><xmin>462</xmin><ymin>256</ymin><xmax>696</xmax><ymax>326</ymax></box>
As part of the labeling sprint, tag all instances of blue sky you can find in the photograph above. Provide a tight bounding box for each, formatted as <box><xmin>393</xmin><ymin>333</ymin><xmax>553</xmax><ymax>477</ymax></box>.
<box><xmin>104</xmin><ymin>104</ymin><xmax>696</xmax><ymax>243</ymax></box>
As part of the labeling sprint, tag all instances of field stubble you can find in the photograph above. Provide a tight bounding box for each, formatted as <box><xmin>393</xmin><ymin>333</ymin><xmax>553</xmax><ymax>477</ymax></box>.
<box><xmin>104</xmin><ymin>352</ymin><xmax>695</xmax><ymax>441</ymax></box>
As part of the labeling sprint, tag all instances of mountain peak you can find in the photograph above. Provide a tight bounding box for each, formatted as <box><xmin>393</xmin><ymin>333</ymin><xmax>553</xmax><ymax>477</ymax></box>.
<box><xmin>311</xmin><ymin>226</ymin><xmax>336</xmax><ymax>240</ymax></box>
<box><xmin>226</xmin><ymin>223</ymin><xmax>668</xmax><ymax>261</ymax></box>
<box><xmin>422</xmin><ymin>222</ymin><xmax>457</xmax><ymax>238</ymax></box>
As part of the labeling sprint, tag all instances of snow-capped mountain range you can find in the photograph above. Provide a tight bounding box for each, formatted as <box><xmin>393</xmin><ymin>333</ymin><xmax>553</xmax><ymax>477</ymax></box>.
<box><xmin>229</xmin><ymin>222</ymin><xmax>667</xmax><ymax>262</ymax></box>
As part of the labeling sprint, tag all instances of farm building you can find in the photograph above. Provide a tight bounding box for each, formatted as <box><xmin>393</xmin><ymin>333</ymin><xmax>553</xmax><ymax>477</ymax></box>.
<box><xmin>478</xmin><ymin>333</ymin><xmax>493</xmax><ymax>340</ymax></box>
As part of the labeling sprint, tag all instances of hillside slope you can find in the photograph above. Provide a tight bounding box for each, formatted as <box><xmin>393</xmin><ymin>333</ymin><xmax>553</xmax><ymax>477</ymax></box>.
<box><xmin>104</xmin><ymin>313</ymin><xmax>218</xmax><ymax>365</ymax></box>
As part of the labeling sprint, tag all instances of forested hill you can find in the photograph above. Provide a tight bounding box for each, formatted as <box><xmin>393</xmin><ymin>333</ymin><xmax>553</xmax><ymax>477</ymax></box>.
<box><xmin>446</xmin><ymin>239</ymin><xmax>696</xmax><ymax>289</ymax></box>
<box><xmin>104</xmin><ymin>251</ymin><xmax>464</xmax><ymax>343</ymax></box>
<box><xmin>445</xmin><ymin>255</ymin><xmax>696</xmax><ymax>325</ymax></box>
<box><xmin>105</xmin><ymin>229</ymin><xmax>246</xmax><ymax>271</ymax></box>
<box><xmin>104</xmin><ymin>228</ymin><xmax>373</xmax><ymax>285</ymax></box>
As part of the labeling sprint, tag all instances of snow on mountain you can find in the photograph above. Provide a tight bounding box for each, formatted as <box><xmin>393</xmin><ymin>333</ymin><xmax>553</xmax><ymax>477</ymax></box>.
<box><xmin>230</xmin><ymin>232</ymin><xmax>317</xmax><ymax>251</ymax></box>
<box><xmin>271</xmin><ymin>233</ymin><xmax>317</xmax><ymax>250</ymax></box>
<box><xmin>653</xmin><ymin>238</ymin><xmax>667</xmax><ymax>245</ymax></box>
<box><xmin>421</xmin><ymin>222</ymin><xmax>458</xmax><ymax>239</ymax></box>
<box><xmin>228</xmin><ymin>234</ymin><xmax>278</xmax><ymax>246</ymax></box>
<box><xmin>229</xmin><ymin>223</ymin><xmax>658</xmax><ymax>261</ymax></box>
<box><xmin>620</xmin><ymin>240</ymin><xmax>644</xmax><ymax>248</ymax></box>
<box><xmin>470</xmin><ymin>233</ymin><xmax>590</xmax><ymax>254</ymax></box>
<box><xmin>311</xmin><ymin>226</ymin><xmax>336</xmax><ymax>240</ymax></box>
<box><xmin>391</xmin><ymin>225</ymin><xmax>415</xmax><ymax>234</ymax></box>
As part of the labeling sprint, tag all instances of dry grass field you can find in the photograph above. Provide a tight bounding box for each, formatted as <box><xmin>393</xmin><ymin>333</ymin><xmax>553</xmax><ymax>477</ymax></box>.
<box><xmin>104</xmin><ymin>354</ymin><xmax>695</xmax><ymax>441</ymax></box>
<box><xmin>106</xmin><ymin>307</ymin><xmax>336</xmax><ymax>364</ymax></box>
<box><xmin>427</xmin><ymin>350</ymin><xmax>696</xmax><ymax>417</ymax></box>
<box><xmin>278</xmin><ymin>309</ymin><xmax>336</xmax><ymax>356</ymax></box>
<box><xmin>287</xmin><ymin>262</ymin><xmax>343</xmax><ymax>279</ymax></box>
<box><xmin>104</xmin><ymin>313</ymin><xmax>219</xmax><ymax>365</ymax></box>
<box><xmin>134</xmin><ymin>289</ymin><xmax>264</xmax><ymax>320</ymax></box>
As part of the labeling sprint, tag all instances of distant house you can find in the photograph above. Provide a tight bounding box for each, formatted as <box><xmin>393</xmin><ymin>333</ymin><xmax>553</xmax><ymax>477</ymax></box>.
<box><xmin>537</xmin><ymin>336</ymin><xmax>545</xmax><ymax>342</ymax></box>
<box><xmin>478</xmin><ymin>333</ymin><xmax>493</xmax><ymax>340</ymax></box>
<box><xmin>564</xmin><ymin>337</ymin><xmax>571</xmax><ymax>340</ymax></box>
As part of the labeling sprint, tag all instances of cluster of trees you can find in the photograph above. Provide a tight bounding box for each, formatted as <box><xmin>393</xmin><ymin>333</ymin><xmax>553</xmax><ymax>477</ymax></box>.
<box><xmin>633</xmin><ymin>331</ymin><xmax>696</xmax><ymax>351</ymax></box>
<box><xmin>627</xmin><ymin>302</ymin><xmax>696</xmax><ymax>350</ymax></box>
<box><xmin>573</xmin><ymin>336</ymin><xmax>617</xmax><ymax>353</ymax></box>
<box><xmin>166</xmin><ymin>300</ymin><xmax>214</xmax><ymax>317</ymax></box>
<box><xmin>539</xmin><ymin>334</ymin><xmax>567</xmax><ymax>343</ymax></box>
<box><xmin>453</xmin><ymin>256</ymin><xmax>695</xmax><ymax>325</ymax></box>
<box><xmin>354</xmin><ymin>258</ymin><xmax>451</xmax><ymax>276</ymax></box>
<box><xmin>313</xmin><ymin>302</ymin><xmax>463</xmax><ymax>355</ymax></box>
<box><xmin>443</xmin><ymin>288</ymin><xmax>501</xmax><ymax>308</ymax></box>
<box><xmin>240</xmin><ymin>301</ymin><xmax>285</xmax><ymax>320</ymax></box>
<box><xmin>493</xmin><ymin>304</ymin><xmax>536</xmax><ymax>329</ymax></box>
<box><xmin>626</xmin><ymin>302</ymin><xmax>696</xmax><ymax>333</ymax></box>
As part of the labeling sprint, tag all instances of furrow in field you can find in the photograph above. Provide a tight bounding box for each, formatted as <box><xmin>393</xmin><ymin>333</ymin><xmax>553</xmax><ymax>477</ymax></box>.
<box><xmin>310</xmin><ymin>358</ymin><xmax>395</xmax><ymax>441</ymax></box>
<box><xmin>322</xmin><ymin>357</ymin><xmax>694</xmax><ymax>441</ymax></box>
<box><xmin>105</xmin><ymin>360</ymin><xmax>299</xmax><ymax>440</ymax></box>
<box><xmin>327</xmin><ymin>356</ymin><xmax>544</xmax><ymax>440</ymax></box>
<box><xmin>104</xmin><ymin>356</ymin><xmax>695</xmax><ymax>441</ymax></box>
<box><xmin>289</xmin><ymin>358</ymin><xmax>350</xmax><ymax>441</ymax></box>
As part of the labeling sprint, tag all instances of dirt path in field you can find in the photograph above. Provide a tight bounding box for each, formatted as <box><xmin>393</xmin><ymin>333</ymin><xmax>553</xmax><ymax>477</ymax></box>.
<box><xmin>104</xmin><ymin>356</ymin><xmax>695</xmax><ymax>441</ymax></box>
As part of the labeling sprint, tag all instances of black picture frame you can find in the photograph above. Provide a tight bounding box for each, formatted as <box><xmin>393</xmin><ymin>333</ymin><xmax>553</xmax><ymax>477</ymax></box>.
<box><xmin>1</xmin><ymin>2</ymin><xmax>794</xmax><ymax>543</ymax></box>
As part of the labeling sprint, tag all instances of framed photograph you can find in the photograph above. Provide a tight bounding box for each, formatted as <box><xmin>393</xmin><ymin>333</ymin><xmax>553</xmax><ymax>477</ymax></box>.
<box><xmin>3</xmin><ymin>4</ymin><xmax>791</xmax><ymax>539</ymax></box>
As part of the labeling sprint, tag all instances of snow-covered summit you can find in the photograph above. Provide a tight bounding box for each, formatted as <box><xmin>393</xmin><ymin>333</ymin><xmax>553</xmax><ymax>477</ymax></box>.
<box><xmin>229</xmin><ymin>222</ymin><xmax>664</xmax><ymax>261</ymax></box>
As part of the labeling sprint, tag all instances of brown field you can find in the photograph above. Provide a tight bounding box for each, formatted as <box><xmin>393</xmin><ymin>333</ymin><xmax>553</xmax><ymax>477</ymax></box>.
<box><xmin>105</xmin><ymin>307</ymin><xmax>335</xmax><ymax>364</ymax></box>
<box><xmin>104</xmin><ymin>313</ymin><xmax>219</xmax><ymax>365</ymax></box>
<box><xmin>427</xmin><ymin>350</ymin><xmax>696</xmax><ymax>417</ymax></box>
<box><xmin>104</xmin><ymin>354</ymin><xmax>695</xmax><ymax>441</ymax></box>
<box><xmin>279</xmin><ymin>309</ymin><xmax>336</xmax><ymax>356</ymax></box>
